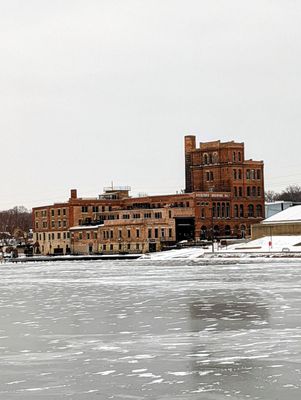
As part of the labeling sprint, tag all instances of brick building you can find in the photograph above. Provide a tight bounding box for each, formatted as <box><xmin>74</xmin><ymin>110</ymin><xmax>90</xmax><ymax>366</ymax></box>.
<box><xmin>33</xmin><ymin>135</ymin><xmax>265</xmax><ymax>255</ymax></box>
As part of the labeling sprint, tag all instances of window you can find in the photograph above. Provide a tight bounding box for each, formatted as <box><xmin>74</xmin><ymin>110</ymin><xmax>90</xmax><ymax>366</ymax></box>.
<box><xmin>94</xmin><ymin>232</ymin><xmax>97</xmax><ymax>239</ymax></box>
<box><xmin>127</xmin><ymin>230</ymin><xmax>131</xmax><ymax>238</ymax></box>
<box><xmin>87</xmin><ymin>232</ymin><xmax>90</xmax><ymax>240</ymax></box>
<box><xmin>246</xmin><ymin>169</ymin><xmax>250</xmax><ymax>179</ymax></box>
<box><xmin>35</xmin><ymin>211</ymin><xmax>39</xmax><ymax>217</ymax></box>
<box><xmin>238</xmin><ymin>169</ymin><xmax>242</xmax><ymax>179</ymax></box>
<box><xmin>57</xmin><ymin>233</ymin><xmax>61</xmax><ymax>239</ymax></box>
<box><xmin>52</xmin><ymin>233</ymin><xmax>55</xmax><ymax>240</ymax></box>
<box><xmin>169</xmin><ymin>228</ymin><xmax>172</xmax><ymax>237</ymax></box>
<box><xmin>233</xmin><ymin>169</ymin><xmax>237</xmax><ymax>180</ymax></box>
<box><xmin>110</xmin><ymin>231</ymin><xmax>113</xmax><ymax>239</ymax></box>
<box><xmin>123</xmin><ymin>214</ymin><xmax>130</xmax><ymax>219</ymax></box>
<box><xmin>247</xmin><ymin>187</ymin><xmax>251</xmax><ymax>196</ymax></box>
<box><xmin>136</xmin><ymin>229</ymin><xmax>140</xmax><ymax>238</ymax></box>
<box><xmin>63</xmin><ymin>232</ymin><xmax>66</xmax><ymax>239</ymax></box>
<box><xmin>248</xmin><ymin>204</ymin><xmax>254</xmax><ymax>217</ymax></box>
<box><xmin>51</xmin><ymin>209</ymin><xmax>55</xmax><ymax>217</ymax></box>
<box><xmin>206</xmin><ymin>171</ymin><xmax>210</xmax><ymax>181</ymax></box>
<box><xmin>154</xmin><ymin>212</ymin><xmax>162</xmax><ymax>219</ymax></box>
<box><xmin>103</xmin><ymin>244</ymin><xmax>106</xmax><ymax>251</ymax></box>
<box><xmin>204</xmin><ymin>154</ymin><xmax>208</xmax><ymax>164</ymax></box>
<box><xmin>57</xmin><ymin>209</ymin><xmax>61</xmax><ymax>216</ymax></box>
<box><xmin>118</xmin><ymin>230</ymin><xmax>122</xmax><ymax>238</ymax></box>
<box><xmin>63</xmin><ymin>208</ymin><xmax>66</xmax><ymax>215</ymax></box>
<box><xmin>127</xmin><ymin>244</ymin><xmax>131</xmax><ymax>250</ymax></box>
<box><xmin>58</xmin><ymin>220</ymin><xmax>61</xmax><ymax>227</ymax></box>
<box><xmin>136</xmin><ymin>244</ymin><xmax>140</xmax><ymax>250</ymax></box>
<box><xmin>154</xmin><ymin>228</ymin><xmax>158</xmax><ymax>238</ymax></box>
<box><xmin>239</xmin><ymin>187</ymin><xmax>243</xmax><ymax>197</ymax></box>
<box><xmin>63</xmin><ymin>220</ymin><xmax>67</xmax><ymax>227</ymax></box>
<box><xmin>239</xmin><ymin>205</ymin><xmax>244</xmax><ymax>218</ymax></box>
<box><xmin>210</xmin><ymin>171</ymin><xmax>214</xmax><ymax>181</ymax></box>
<box><xmin>257</xmin><ymin>170</ymin><xmax>261</xmax><ymax>179</ymax></box>
<box><xmin>161</xmin><ymin>228</ymin><xmax>165</xmax><ymax>237</ymax></box>
<box><xmin>79</xmin><ymin>232</ymin><xmax>82</xmax><ymax>240</ymax></box>
<box><xmin>144</xmin><ymin>213</ymin><xmax>151</xmax><ymax>219</ymax></box>
<box><xmin>238</xmin><ymin>152</ymin><xmax>242</xmax><ymax>161</ymax></box>
<box><xmin>51</xmin><ymin>220</ymin><xmax>55</xmax><ymax>228</ymax></box>
<box><xmin>92</xmin><ymin>206</ymin><xmax>99</xmax><ymax>213</ymax></box>
<box><xmin>252</xmin><ymin>186</ymin><xmax>256</xmax><ymax>196</ymax></box>
<box><xmin>234</xmin><ymin>205</ymin><xmax>239</xmax><ymax>218</ymax></box>
<box><xmin>110</xmin><ymin>244</ymin><xmax>113</xmax><ymax>251</ymax></box>
<box><xmin>133</xmin><ymin>213</ymin><xmax>141</xmax><ymax>219</ymax></box>
<box><xmin>67</xmin><ymin>232</ymin><xmax>70</xmax><ymax>239</ymax></box>
<box><xmin>148</xmin><ymin>229</ymin><xmax>152</xmax><ymax>238</ymax></box>
<box><xmin>35</xmin><ymin>222</ymin><xmax>39</xmax><ymax>229</ymax></box>
<box><xmin>256</xmin><ymin>205</ymin><xmax>262</xmax><ymax>217</ymax></box>
<box><xmin>257</xmin><ymin>187</ymin><xmax>261</xmax><ymax>196</ymax></box>
<box><xmin>233</xmin><ymin>152</ymin><xmax>236</xmax><ymax>162</ymax></box>
<box><xmin>234</xmin><ymin>187</ymin><xmax>238</xmax><ymax>197</ymax></box>
<box><xmin>201</xmin><ymin>208</ymin><xmax>205</xmax><ymax>218</ymax></box>
<box><xmin>82</xmin><ymin>206</ymin><xmax>88</xmax><ymax>213</ymax></box>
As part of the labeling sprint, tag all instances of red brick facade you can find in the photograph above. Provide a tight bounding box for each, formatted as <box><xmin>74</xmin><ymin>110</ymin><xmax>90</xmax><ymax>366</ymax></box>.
<box><xmin>33</xmin><ymin>135</ymin><xmax>265</xmax><ymax>255</ymax></box>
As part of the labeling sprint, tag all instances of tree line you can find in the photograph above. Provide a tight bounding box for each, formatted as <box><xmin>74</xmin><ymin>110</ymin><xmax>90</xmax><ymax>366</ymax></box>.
<box><xmin>265</xmin><ymin>185</ymin><xmax>301</xmax><ymax>203</ymax></box>
<box><xmin>0</xmin><ymin>206</ymin><xmax>32</xmax><ymax>237</ymax></box>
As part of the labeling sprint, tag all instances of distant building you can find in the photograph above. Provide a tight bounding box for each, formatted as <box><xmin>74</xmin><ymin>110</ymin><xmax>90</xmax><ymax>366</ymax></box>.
<box><xmin>265</xmin><ymin>201</ymin><xmax>301</xmax><ymax>219</ymax></box>
<box><xmin>33</xmin><ymin>135</ymin><xmax>265</xmax><ymax>255</ymax></box>
<box><xmin>252</xmin><ymin>205</ymin><xmax>301</xmax><ymax>239</ymax></box>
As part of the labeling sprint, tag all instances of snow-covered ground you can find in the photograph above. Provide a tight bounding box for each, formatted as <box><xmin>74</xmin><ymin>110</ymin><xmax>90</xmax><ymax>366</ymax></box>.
<box><xmin>143</xmin><ymin>235</ymin><xmax>301</xmax><ymax>260</ymax></box>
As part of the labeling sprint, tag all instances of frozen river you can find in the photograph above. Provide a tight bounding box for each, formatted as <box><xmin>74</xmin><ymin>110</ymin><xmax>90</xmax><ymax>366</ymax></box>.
<box><xmin>0</xmin><ymin>259</ymin><xmax>301</xmax><ymax>399</ymax></box>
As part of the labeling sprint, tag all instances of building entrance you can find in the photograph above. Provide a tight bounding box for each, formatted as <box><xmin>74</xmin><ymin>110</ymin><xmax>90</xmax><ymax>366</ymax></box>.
<box><xmin>175</xmin><ymin>217</ymin><xmax>195</xmax><ymax>242</ymax></box>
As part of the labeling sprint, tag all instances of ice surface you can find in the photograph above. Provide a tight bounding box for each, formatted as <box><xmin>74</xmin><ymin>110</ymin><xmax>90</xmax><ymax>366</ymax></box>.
<box><xmin>1</xmin><ymin>259</ymin><xmax>301</xmax><ymax>399</ymax></box>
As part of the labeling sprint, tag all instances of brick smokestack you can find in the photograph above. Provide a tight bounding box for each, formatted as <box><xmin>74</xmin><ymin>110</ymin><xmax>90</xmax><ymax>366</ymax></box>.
<box><xmin>70</xmin><ymin>189</ymin><xmax>77</xmax><ymax>199</ymax></box>
<box><xmin>184</xmin><ymin>135</ymin><xmax>196</xmax><ymax>193</ymax></box>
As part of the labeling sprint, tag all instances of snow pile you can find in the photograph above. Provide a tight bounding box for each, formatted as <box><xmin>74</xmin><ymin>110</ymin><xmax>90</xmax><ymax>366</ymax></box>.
<box><xmin>226</xmin><ymin>235</ymin><xmax>301</xmax><ymax>252</ymax></box>
<box><xmin>141</xmin><ymin>247</ymin><xmax>205</xmax><ymax>260</ymax></box>
<box><xmin>263</xmin><ymin>205</ymin><xmax>301</xmax><ymax>223</ymax></box>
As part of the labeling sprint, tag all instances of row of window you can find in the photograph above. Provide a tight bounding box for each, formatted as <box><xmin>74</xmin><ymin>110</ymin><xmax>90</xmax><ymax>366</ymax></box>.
<box><xmin>233</xmin><ymin>186</ymin><xmax>261</xmax><ymax>197</ymax></box>
<box><xmin>36</xmin><ymin>232</ymin><xmax>70</xmax><ymax>241</ymax></box>
<box><xmin>234</xmin><ymin>204</ymin><xmax>262</xmax><ymax>218</ymax></box>
<box><xmin>199</xmin><ymin>203</ymin><xmax>263</xmax><ymax>218</ymax></box>
<box><xmin>233</xmin><ymin>169</ymin><xmax>261</xmax><ymax>180</ymax></box>
<box><xmin>101</xmin><ymin>243</ymin><xmax>142</xmax><ymax>252</ymax></box>
<box><xmin>78</xmin><ymin>211</ymin><xmax>167</xmax><ymax>225</ymax></box>
<box><xmin>35</xmin><ymin>220</ymin><xmax>68</xmax><ymax>229</ymax></box>
<box><xmin>75</xmin><ymin>227</ymin><xmax>173</xmax><ymax>241</ymax></box>
<box><xmin>35</xmin><ymin>208</ymin><xmax>67</xmax><ymax>218</ymax></box>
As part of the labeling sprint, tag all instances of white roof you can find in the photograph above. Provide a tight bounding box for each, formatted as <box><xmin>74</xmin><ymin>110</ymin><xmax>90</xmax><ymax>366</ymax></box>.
<box><xmin>262</xmin><ymin>205</ymin><xmax>301</xmax><ymax>224</ymax></box>
<box><xmin>70</xmin><ymin>224</ymin><xmax>104</xmax><ymax>231</ymax></box>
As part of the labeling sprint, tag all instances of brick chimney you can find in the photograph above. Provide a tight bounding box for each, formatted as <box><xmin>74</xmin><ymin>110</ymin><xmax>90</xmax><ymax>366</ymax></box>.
<box><xmin>70</xmin><ymin>189</ymin><xmax>77</xmax><ymax>199</ymax></box>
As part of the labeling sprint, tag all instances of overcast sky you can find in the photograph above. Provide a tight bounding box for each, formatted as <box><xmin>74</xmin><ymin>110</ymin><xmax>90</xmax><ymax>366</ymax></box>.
<box><xmin>0</xmin><ymin>0</ymin><xmax>300</xmax><ymax>209</ymax></box>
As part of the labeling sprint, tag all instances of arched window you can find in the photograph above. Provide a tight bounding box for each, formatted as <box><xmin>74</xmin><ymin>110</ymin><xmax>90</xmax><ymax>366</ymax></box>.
<box><xmin>201</xmin><ymin>226</ymin><xmax>207</xmax><ymax>240</ymax></box>
<box><xmin>217</xmin><ymin>203</ymin><xmax>221</xmax><ymax>217</ymax></box>
<box><xmin>209</xmin><ymin>154</ymin><xmax>213</xmax><ymax>164</ymax></box>
<box><xmin>221</xmin><ymin>202</ymin><xmax>225</xmax><ymax>218</ymax></box>
<box><xmin>225</xmin><ymin>225</ymin><xmax>231</xmax><ymax>236</ymax></box>
<box><xmin>240</xmin><ymin>224</ymin><xmax>246</xmax><ymax>238</ymax></box>
<box><xmin>234</xmin><ymin>204</ymin><xmax>239</xmax><ymax>218</ymax></box>
<box><xmin>256</xmin><ymin>205</ymin><xmax>262</xmax><ymax>217</ymax></box>
<box><xmin>213</xmin><ymin>152</ymin><xmax>218</xmax><ymax>163</ymax></box>
<box><xmin>226</xmin><ymin>202</ymin><xmax>230</xmax><ymax>218</ymax></box>
<box><xmin>248</xmin><ymin>204</ymin><xmax>254</xmax><ymax>217</ymax></box>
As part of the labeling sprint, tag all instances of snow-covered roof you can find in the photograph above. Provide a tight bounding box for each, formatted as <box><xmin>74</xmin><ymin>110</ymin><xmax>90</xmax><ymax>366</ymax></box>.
<box><xmin>262</xmin><ymin>205</ymin><xmax>301</xmax><ymax>224</ymax></box>
<box><xmin>70</xmin><ymin>224</ymin><xmax>104</xmax><ymax>231</ymax></box>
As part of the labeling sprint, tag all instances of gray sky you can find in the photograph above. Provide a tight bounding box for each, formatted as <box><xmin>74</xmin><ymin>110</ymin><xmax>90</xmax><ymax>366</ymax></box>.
<box><xmin>0</xmin><ymin>0</ymin><xmax>300</xmax><ymax>210</ymax></box>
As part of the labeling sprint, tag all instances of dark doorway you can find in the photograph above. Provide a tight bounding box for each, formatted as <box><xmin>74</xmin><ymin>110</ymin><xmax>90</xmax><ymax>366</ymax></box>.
<box><xmin>175</xmin><ymin>217</ymin><xmax>195</xmax><ymax>242</ymax></box>
<box><xmin>54</xmin><ymin>247</ymin><xmax>64</xmax><ymax>255</ymax></box>
<box><xmin>149</xmin><ymin>243</ymin><xmax>157</xmax><ymax>252</ymax></box>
